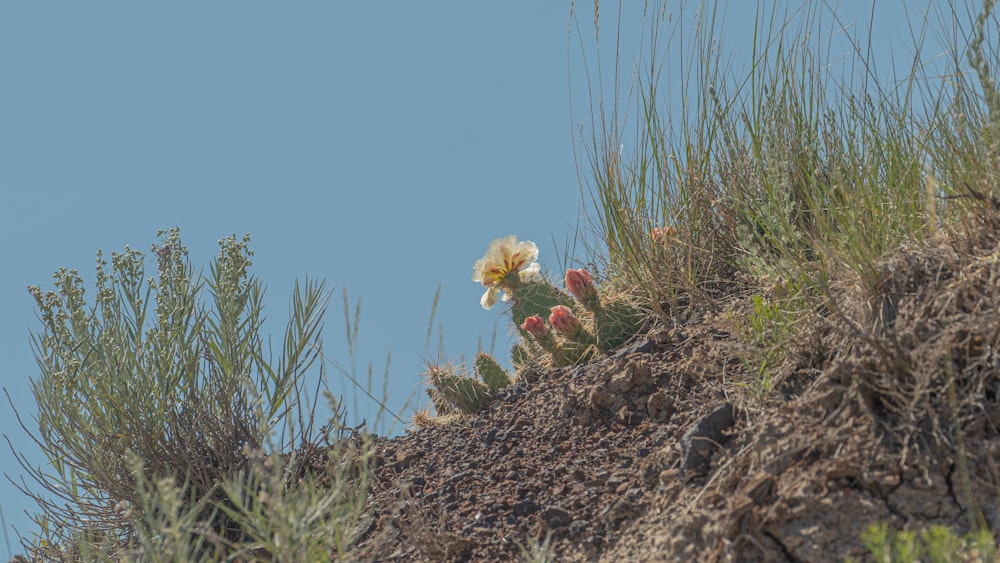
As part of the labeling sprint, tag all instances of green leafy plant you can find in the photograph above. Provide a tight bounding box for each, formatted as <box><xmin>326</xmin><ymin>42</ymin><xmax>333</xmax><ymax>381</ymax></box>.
<box><xmin>732</xmin><ymin>293</ymin><xmax>798</xmax><ymax>401</ymax></box>
<box><xmin>9</xmin><ymin>228</ymin><xmax>367</xmax><ymax>559</ymax></box>
<box><xmin>516</xmin><ymin>530</ymin><xmax>557</xmax><ymax>563</ymax></box>
<box><xmin>215</xmin><ymin>412</ymin><xmax>373</xmax><ymax>562</ymax></box>
<box><xmin>860</xmin><ymin>522</ymin><xmax>998</xmax><ymax>563</ymax></box>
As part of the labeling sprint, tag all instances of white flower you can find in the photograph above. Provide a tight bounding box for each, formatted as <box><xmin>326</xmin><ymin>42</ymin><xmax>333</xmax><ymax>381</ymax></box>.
<box><xmin>472</xmin><ymin>235</ymin><xmax>541</xmax><ymax>309</ymax></box>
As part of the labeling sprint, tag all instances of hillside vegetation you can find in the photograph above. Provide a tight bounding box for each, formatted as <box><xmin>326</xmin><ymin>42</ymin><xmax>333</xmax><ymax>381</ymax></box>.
<box><xmin>8</xmin><ymin>1</ymin><xmax>1000</xmax><ymax>561</ymax></box>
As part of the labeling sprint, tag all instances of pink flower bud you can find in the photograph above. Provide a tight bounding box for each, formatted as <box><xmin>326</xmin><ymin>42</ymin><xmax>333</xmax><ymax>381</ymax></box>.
<box><xmin>565</xmin><ymin>268</ymin><xmax>598</xmax><ymax>304</ymax></box>
<box><xmin>651</xmin><ymin>225</ymin><xmax>677</xmax><ymax>245</ymax></box>
<box><xmin>521</xmin><ymin>315</ymin><xmax>549</xmax><ymax>340</ymax></box>
<box><xmin>548</xmin><ymin>305</ymin><xmax>582</xmax><ymax>336</ymax></box>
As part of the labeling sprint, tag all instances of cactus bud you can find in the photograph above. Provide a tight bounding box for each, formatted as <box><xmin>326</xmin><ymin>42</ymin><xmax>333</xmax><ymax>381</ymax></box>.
<box><xmin>521</xmin><ymin>315</ymin><xmax>549</xmax><ymax>339</ymax></box>
<box><xmin>548</xmin><ymin>305</ymin><xmax>580</xmax><ymax>333</ymax></box>
<box><xmin>651</xmin><ymin>225</ymin><xmax>677</xmax><ymax>245</ymax></box>
<box><xmin>521</xmin><ymin>314</ymin><xmax>563</xmax><ymax>357</ymax></box>
<box><xmin>565</xmin><ymin>268</ymin><xmax>601</xmax><ymax>311</ymax></box>
<box><xmin>549</xmin><ymin>305</ymin><xmax>596</xmax><ymax>346</ymax></box>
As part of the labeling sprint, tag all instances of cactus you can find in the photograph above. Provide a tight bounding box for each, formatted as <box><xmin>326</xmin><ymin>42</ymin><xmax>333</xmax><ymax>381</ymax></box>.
<box><xmin>509</xmin><ymin>279</ymin><xmax>575</xmax><ymax>337</ymax></box>
<box><xmin>593</xmin><ymin>298</ymin><xmax>647</xmax><ymax>351</ymax></box>
<box><xmin>553</xmin><ymin>340</ymin><xmax>593</xmax><ymax>366</ymax></box>
<box><xmin>425</xmin><ymin>364</ymin><xmax>495</xmax><ymax>414</ymax></box>
<box><xmin>424</xmin><ymin>353</ymin><xmax>513</xmax><ymax>415</ymax></box>
<box><xmin>474</xmin><ymin>352</ymin><xmax>512</xmax><ymax>393</ymax></box>
<box><xmin>426</xmin><ymin>387</ymin><xmax>456</xmax><ymax>416</ymax></box>
<box><xmin>565</xmin><ymin>267</ymin><xmax>646</xmax><ymax>351</ymax></box>
<box><xmin>472</xmin><ymin>237</ymin><xmax>649</xmax><ymax>374</ymax></box>
<box><xmin>549</xmin><ymin>305</ymin><xmax>596</xmax><ymax>347</ymax></box>
<box><xmin>514</xmin><ymin>277</ymin><xmax>646</xmax><ymax>367</ymax></box>
<box><xmin>521</xmin><ymin>313</ymin><xmax>593</xmax><ymax>367</ymax></box>
<box><xmin>511</xmin><ymin>343</ymin><xmax>531</xmax><ymax>370</ymax></box>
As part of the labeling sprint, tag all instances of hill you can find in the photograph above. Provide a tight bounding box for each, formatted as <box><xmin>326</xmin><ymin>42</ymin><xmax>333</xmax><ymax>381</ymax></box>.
<box><xmin>353</xmin><ymin>218</ymin><xmax>1000</xmax><ymax>561</ymax></box>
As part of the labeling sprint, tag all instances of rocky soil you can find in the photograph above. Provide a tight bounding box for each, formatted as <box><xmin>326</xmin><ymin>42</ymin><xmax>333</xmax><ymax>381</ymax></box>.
<box><xmin>351</xmin><ymin>224</ymin><xmax>1000</xmax><ymax>562</ymax></box>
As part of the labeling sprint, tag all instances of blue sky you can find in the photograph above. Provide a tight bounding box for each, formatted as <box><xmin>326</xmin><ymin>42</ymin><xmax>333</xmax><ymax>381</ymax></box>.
<box><xmin>0</xmin><ymin>1</ymin><xmax>952</xmax><ymax>556</ymax></box>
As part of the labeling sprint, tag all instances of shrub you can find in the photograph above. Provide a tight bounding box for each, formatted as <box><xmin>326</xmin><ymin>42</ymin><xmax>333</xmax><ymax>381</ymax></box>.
<box><xmin>10</xmin><ymin>228</ymin><xmax>364</xmax><ymax>559</ymax></box>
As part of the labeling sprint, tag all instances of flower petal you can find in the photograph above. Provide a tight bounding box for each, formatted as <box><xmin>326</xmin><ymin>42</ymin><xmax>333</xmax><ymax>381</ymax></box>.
<box><xmin>518</xmin><ymin>262</ymin><xmax>543</xmax><ymax>282</ymax></box>
<box><xmin>515</xmin><ymin>239</ymin><xmax>539</xmax><ymax>264</ymax></box>
<box><xmin>473</xmin><ymin>235</ymin><xmax>542</xmax><ymax>297</ymax></box>
<box><xmin>471</xmin><ymin>258</ymin><xmax>486</xmax><ymax>283</ymax></box>
<box><xmin>480</xmin><ymin>285</ymin><xmax>499</xmax><ymax>309</ymax></box>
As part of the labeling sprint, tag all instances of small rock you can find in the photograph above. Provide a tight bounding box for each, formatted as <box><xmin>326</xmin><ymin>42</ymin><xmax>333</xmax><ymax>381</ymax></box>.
<box><xmin>606</xmin><ymin>473</ymin><xmax>628</xmax><ymax>491</ymax></box>
<box><xmin>497</xmin><ymin>383</ymin><xmax>527</xmax><ymax>403</ymax></box>
<box><xmin>646</xmin><ymin>390</ymin><xmax>675</xmax><ymax>422</ymax></box>
<box><xmin>604</xmin><ymin>498</ymin><xmax>639</xmax><ymax>525</ymax></box>
<box><xmin>587</xmin><ymin>386</ymin><xmax>612</xmax><ymax>411</ymax></box>
<box><xmin>614</xmin><ymin>339</ymin><xmax>657</xmax><ymax>357</ymax></box>
<box><xmin>615</xmin><ymin>404</ymin><xmax>643</xmax><ymax>426</ymax></box>
<box><xmin>609</xmin><ymin>359</ymin><xmax>653</xmax><ymax>393</ymax></box>
<box><xmin>559</xmin><ymin>394</ymin><xmax>578</xmax><ymax>417</ymax></box>
<box><xmin>680</xmin><ymin>403</ymin><xmax>736</xmax><ymax>478</ymax></box>
<box><xmin>540</xmin><ymin>505</ymin><xmax>572</xmax><ymax>529</ymax></box>
<box><xmin>513</xmin><ymin>499</ymin><xmax>539</xmax><ymax>517</ymax></box>
<box><xmin>659</xmin><ymin>469</ymin><xmax>680</xmax><ymax>485</ymax></box>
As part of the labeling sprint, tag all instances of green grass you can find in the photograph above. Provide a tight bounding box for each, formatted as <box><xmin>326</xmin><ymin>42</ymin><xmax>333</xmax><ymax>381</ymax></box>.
<box><xmin>574</xmin><ymin>0</ymin><xmax>1000</xmax><ymax>316</ymax></box>
<box><xmin>570</xmin><ymin>0</ymin><xmax>1000</xmax><ymax>556</ymax></box>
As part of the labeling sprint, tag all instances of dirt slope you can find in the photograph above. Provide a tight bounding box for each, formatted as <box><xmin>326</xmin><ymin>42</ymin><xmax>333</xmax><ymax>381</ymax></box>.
<box><xmin>352</xmin><ymin>225</ymin><xmax>1000</xmax><ymax>562</ymax></box>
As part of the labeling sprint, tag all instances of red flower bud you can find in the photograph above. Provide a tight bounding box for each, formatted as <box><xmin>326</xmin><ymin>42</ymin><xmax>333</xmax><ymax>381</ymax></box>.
<box><xmin>565</xmin><ymin>268</ymin><xmax>598</xmax><ymax>305</ymax></box>
<box><xmin>548</xmin><ymin>305</ymin><xmax>582</xmax><ymax>336</ymax></box>
<box><xmin>521</xmin><ymin>315</ymin><xmax>549</xmax><ymax>339</ymax></box>
<box><xmin>651</xmin><ymin>225</ymin><xmax>677</xmax><ymax>245</ymax></box>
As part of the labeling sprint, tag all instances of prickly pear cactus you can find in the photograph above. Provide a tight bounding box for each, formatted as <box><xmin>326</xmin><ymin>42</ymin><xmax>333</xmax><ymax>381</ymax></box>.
<box><xmin>471</xmin><ymin>237</ymin><xmax>649</xmax><ymax>377</ymax></box>
<box><xmin>511</xmin><ymin>343</ymin><xmax>531</xmax><ymax>370</ymax></box>
<box><xmin>509</xmin><ymin>280</ymin><xmax>575</xmax><ymax>335</ymax></box>
<box><xmin>474</xmin><ymin>352</ymin><xmax>511</xmax><ymax>393</ymax></box>
<box><xmin>426</xmin><ymin>365</ymin><xmax>495</xmax><ymax>414</ymax></box>
<box><xmin>426</xmin><ymin>387</ymin><xmax>456</xmax><ymax>416</ymax></box>
<box><xmin>555</xmin><ymin>340</ymin><xmax>594</xmax><ymax>366</ymax></box>
<box><xmin>424</xmin><ymin>354</ymin><xmax>514</xmax><ymax>415</ymax></box>
<box><xmin>593</xmin><ymin>298</ymin><xmax>647</xmax><ymax>351</ymax></box>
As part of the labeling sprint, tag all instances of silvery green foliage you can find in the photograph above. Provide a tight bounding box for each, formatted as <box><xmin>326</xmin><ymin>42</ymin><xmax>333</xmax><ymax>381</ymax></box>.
<box><xmin>17</xmin><ymin>228</ymin><xmax>332</xmax><ymax>558</ymax></box>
